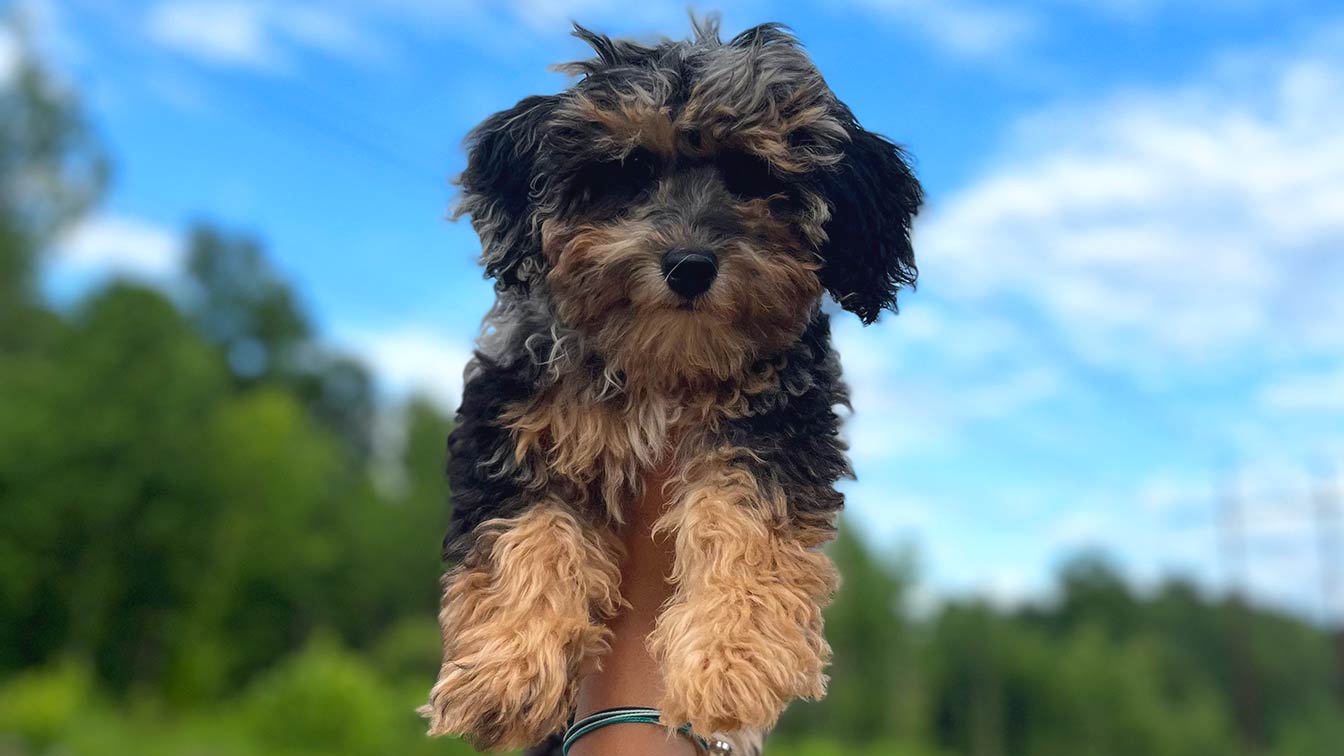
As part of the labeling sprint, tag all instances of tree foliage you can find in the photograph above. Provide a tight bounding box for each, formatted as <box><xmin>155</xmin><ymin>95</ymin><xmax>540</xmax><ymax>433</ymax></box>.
<box><xmin>0</xmin><ymin>18</ymin><xmax>106</xmax><ymax>345</ymax></box>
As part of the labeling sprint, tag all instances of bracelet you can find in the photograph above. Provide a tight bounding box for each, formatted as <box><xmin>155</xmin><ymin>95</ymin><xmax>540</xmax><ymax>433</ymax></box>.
<box><xmin>560</xmin><ymin>706</ymin><xmax>732</xmax><ymax>755</ymax></box>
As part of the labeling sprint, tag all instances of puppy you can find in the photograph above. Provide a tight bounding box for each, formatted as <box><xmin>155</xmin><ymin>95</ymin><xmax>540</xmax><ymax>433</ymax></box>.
<box><xmin>422</xmin><ymin>18</ymin><xmax>921</xmax><ymax>754</ymax></box>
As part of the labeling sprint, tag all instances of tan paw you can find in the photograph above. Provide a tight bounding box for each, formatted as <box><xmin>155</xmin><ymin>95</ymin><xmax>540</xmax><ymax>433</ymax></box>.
<box><xmin>654</xmin><ymin>595</ymin><xmax>830</xmax><ymax>736</ymax></box>
<box><xmin>422</xmin><ymin>506</ymin><xmax>622</xmax><ymax>751</ymax></box>
<box><xmin>421</xmin><ymin>624</ymin><xmax>598</xmax><ymax>752</ymax></box>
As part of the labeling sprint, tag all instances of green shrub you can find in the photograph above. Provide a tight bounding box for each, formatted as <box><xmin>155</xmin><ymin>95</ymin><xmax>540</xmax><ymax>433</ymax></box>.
<box><xmin>236</xmin><ymin>637</ymin><xmax>399</xmax><ymax>755</ymax></box>
<box><xmin>0</xmin><ymin>659</ymin><xmax>95</xmax><ymax>749</ymax></box>
<box><xmin>768</xmin><ymin>738</ymin><xmax>949</xmax><ymax>756</ymax></box>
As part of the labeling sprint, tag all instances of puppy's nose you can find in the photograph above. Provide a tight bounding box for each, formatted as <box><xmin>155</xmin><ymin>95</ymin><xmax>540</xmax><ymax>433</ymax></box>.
<box><xmin>661</xmin><ymin>248</ymin><xmax>719</xmax><ymax>299</ymax></box>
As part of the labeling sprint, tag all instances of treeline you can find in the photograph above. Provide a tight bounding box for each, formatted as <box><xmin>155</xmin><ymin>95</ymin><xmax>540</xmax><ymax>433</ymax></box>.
<box><xmin>2</xmin><ymin>28</ymin><xmax>1342</xmax><ymax>756</ymax></box>
<box><xmin>778</xmin><ymin>541</ymin><xmax>1344</xmax><ymax>756</ymax></box>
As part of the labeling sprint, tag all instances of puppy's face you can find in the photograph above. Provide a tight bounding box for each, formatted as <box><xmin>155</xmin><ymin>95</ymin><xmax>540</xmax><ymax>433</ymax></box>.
<box><xmin>460</xmin><ymin>23</ymin><xmax>922</xmax><ymax>384</ymax></box>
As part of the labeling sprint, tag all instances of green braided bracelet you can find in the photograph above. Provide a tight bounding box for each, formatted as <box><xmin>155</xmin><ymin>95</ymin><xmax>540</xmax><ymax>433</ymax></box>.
<box><xmin>560</xmin><ymin>706</ymin><xmax>731</xmax><ymax>755</ymax></box>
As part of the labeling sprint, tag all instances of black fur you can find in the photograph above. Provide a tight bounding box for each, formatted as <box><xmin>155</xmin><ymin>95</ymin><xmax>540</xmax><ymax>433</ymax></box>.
<box><xmin>441</xmin><ymin>323</ymin><xmax>549</xmax><ymax>562</ymax></box>
<box><xmin>726</xmin><ymin>313</ymin><xmax>852</xmax><ymax>521</ymax></box>
<box><xmin>815</xmin><ymin>104</ymin><xmax>923</xmax><ymax>324</ymax></box>
<box><xmin>458</xmin><ymin>95</ymin><xmax>558</xmax><ymax>292</ymax></box>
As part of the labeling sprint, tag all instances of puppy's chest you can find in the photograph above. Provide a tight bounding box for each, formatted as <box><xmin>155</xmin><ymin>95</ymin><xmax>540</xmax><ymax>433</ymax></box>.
<box><xmin>506</xmin><ymin>387</ymin><xmax>681</xmax><ymax>483</ymax></box>
<box><xmin>501</xmin><ymin>377</ymin><xmax>754</xmax><ymax>492</ymax></box>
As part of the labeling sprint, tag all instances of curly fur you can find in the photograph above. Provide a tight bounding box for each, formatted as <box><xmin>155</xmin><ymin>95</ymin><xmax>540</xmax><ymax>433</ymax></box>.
<box><xmin>650</xmin><ymin>456</ymin><xmax>839</xmax><ymax>735</ymax></box>
<box><xmin>422</xmin><ymin>505</ymin><xmax>622</xmax><ymax>751</ymax></box>
<box><xmin>426</xmin><ymin>17</ymin><xmax>921</xmax><ymax>753</ymax></box>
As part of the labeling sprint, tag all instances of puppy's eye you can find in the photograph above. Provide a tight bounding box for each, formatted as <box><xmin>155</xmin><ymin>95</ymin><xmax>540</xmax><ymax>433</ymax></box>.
<box><xmin>719</xmin><ymin>150</ymin><xmax>790</xmax><ymax>200</ymax></box>
<box><xmin>573</xmin><ymin>148</ymin><xmax>659</xmax><ymax>207</ymax></box>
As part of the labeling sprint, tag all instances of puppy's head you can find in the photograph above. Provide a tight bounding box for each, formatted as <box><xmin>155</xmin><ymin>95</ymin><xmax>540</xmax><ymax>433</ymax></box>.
<box><xmin>458</xmin><ymin>21</ymin><xmax>922</xmax><ymax>383</ymax></box>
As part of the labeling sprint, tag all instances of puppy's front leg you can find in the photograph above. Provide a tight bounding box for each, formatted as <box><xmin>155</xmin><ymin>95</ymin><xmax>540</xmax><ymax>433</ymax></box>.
<box><xmin>423</xmin><ymin>501</ymin><xmax>621</xmax><ymax>751</ymax></box>
<box><xmin>650</xmin><ymin>457</ymin><xmax>839</xmax><ymax>736</ymax></box>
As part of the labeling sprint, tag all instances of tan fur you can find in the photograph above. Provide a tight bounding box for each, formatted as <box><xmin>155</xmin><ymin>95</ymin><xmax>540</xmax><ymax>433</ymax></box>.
<box><xmin>561</xmin><ymin>77</ymin><xmax>843</xmax><ymax>175</ymax></box>
<box><xmin>566</xmin><ymin>93</ymin><xmax>678</xmax><ymax>157</ymax></box>
<box><xmin>677</xmin><ymin>51</ymin><xmax>847</xmax><ymax>174</ymax></box>
<box><xmin>503</xmin><ymin>377</ymin><xmax>684</xmax><ymax>522</ymax></box>
<box><xmin>560</xmin><ymin>50</ymin><xmax>845</xmax><ymax>177</ymax></box>
<box><xmin>650</xmin><ymin>454</ymin><xmax>840</xmax><ymax>735</ymax></box>
<box><xmin>421</xmin><ymin>504</ymin><xmax>623</xmax><ymax>751</ymax></box>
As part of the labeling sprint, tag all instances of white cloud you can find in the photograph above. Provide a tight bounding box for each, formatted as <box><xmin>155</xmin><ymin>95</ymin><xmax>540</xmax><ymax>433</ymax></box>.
<box><xmin>500</xmin><ymin>0</ymin><xmax>698</xmax><ymax>33</ymax></box>
<box><xmin>1259</xmin><ymin>369</ymin><xmax>1344</xmax><ymax>413</ymax></box>
<box><xmin>0</xmin><ymin>23</ymin><xmax>19</xmax><ymax>87</ymax></box>
<box><xmin>138</xmin><ymin>0</ymin><xmax>1039</xmax><ymax>73</ymax></box>
<box><xmin>1047</xmin><ymin>508</ymin><xmax>1111</xmax><ymax>549</ymax></box>
<box><xmin>1053</xmin><ymin>0</ymin><xmax>1269</xmax><ymax>19</ymax></box>
<box><xmin>842</xmin><ymin>0</ymin><xmax>1274</xmax><ymax>59</ymax></box>
<box><xmin>982</xmin><ymin>567</ymin><xmax>1047</xmax><ymax>610</ymax></box>
<box><xmin>917</xmin><ymin>42</ymin><xmax>1344</xmax><ymax>379</ymax></box>
<box><xmin>845</xmin><ymin>486</ymin><xmax>939</xmax><ymax>536</ymax></box>
<box><xmin>54</xmin><ymin>214</ymin><xmax>182</xmax><ymax>279</ymax></box>
<box><xmin>139</xmin><ymin>0</ymin><xmax>700</xmax><ymax>73</ymax></box>
<box><xmin>148</xmin><ymin>2</ymin><xmax>275</xmax><ymax>69</ymax></box>
<box><xmin>129</xmin><ymin>0</ymin><xmax>1303</xmax><ymax>79</ymax></box>
<box><xmin>336</xmin><ymin>325</ymin><xmax>473</xmax><ymax>411</ymax></box>
<box><xmin>834</xmin><ymin>301</ymin><xmax>1062</xmax><ymax>463</ymax></box>
<box><xmin>146</xmin><ymin>1</ymin><xmax>377</xmax><ymax>71</ymax></box>
<box><xmin>844</xmin><ymin>0</ymin><xmax>1038</xmax><ymax>58</ymax></box>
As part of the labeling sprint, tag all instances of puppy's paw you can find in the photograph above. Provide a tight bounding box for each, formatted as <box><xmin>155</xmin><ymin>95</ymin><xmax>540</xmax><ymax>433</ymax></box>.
<box><xmin>422</xmin><ymin>506</ymin><xmax>623</xmax><ymax>751</ymax></box>
<box><xmin>651</xmin><ymin>489</ymin><xmax>839</xmax><ymax>736</ymax></box>
<box><xmin>653</xmin><ymin>591</ymin><xmax>830</xmax><ymax>736</ymax></box>
<box><xmin>421</xmin><ymin>618</ymin><xmax>606</xmax><ymax>751</ymax></box>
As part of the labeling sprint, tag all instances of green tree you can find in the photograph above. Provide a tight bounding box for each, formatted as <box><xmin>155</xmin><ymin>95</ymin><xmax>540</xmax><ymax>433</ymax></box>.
<box><xmin>183</xmin><ymin>224</ymin><xmax>376</xmax><ymax>459</ymax></box>
<box><xmin>0</xmin><ymin>285</ymin><xmax>226</xmax><ymax>673</ymax></box>
<box><xmin>0</xmin><ymin>18</ymin><xmax>106</xmax><ymax>341</ymax></box>
<box><xmin>927</xmin><ymin>603</ymin><xmax>1239</xmax><ymax>756</ymax></box>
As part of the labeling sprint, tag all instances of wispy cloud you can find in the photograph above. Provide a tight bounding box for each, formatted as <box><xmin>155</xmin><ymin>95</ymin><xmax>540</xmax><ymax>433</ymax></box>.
<box><xmin>0</xmin><ymin>23</ymin><xmax>19</xmax><ymax>86</ymax></box>
<box><xmin>916</xmin><ymin>41</ymin><xmax>1344</xmax><ymax>379</ymax></box>
<box><xmin>54</xmin><ymin>214</ymin><xmax>182</xmax><ymax>280</ymax></box>
<box><xmin>334</xmin><ymin>324</ymin><xmax>473</xmax><ymax>411</ymax></box>
<box><xmin>137</xmin><ymin>0</ymin><xmax>699</xmax><ymax>74</ymax></box>
<box><xmin>1053</xmin><ymin>0</ymin><xmax>1271</xmax><ymax>19</ymax></box>
<box><xmin>1259</xmin><ymin>369</ymin><xmax>1344</xmax><ymax>413</ymax></box>
<box><xmin>834</xmin><ymin>291</ymin><xmax>1069</xmax><ymax>470</ymax></box>
<box><xmin>127</xmin><ymin>0</ymin><xmax>1302</xmax><ymax>78</ymax></box>
<box><xmin>145</xmin><ymin>1</ymin><xmax>378</xmax><ymax>72</ymax></box>
<box><xmin>137</xmin><ymin>0</ymin><xmax>1039</xmax><ymax>74</ymax></box>
<box><xmin>844</xmin><ymin>0</ymin><xmax>1039</xmax><ymax>58</ymax></box>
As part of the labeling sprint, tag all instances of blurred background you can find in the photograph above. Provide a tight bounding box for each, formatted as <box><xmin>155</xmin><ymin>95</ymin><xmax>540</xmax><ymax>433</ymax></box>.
<box><xmin>2</xmin><ymin>1</ymin><xmax>1342</xmax><ymax>754</ymax></box>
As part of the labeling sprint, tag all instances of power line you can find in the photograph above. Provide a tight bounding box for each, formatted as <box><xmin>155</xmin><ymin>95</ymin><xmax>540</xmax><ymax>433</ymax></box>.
<box><xmin>1312</xmin><ymin>464</ymin><xmax>1344</xmax><ymax>703</ymax></box>
<box><xmin>1217</xmin><ymin>464</ymin><xmax>1262</xmax><ymax>752</ymax></box>
<box><xmin>1315</xmin><ymin>465</ymin><xmax>1342</xmax><ymax>626</ymax></box>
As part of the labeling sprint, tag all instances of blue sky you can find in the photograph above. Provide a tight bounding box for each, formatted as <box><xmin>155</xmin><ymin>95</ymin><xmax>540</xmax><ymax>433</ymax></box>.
<box><xmin>13</xmin><ymin>0</ymin><xmax>1344</xmax><ymax>620</ymax></box>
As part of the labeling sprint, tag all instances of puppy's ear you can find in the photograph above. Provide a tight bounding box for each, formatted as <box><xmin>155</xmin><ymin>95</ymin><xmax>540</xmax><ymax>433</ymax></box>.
<box><xmin>458</xmin><ymin>95</ymin><xmax>557</xmax><ymax>292</ymax></box>
<box><xmin>816</xmin><ymin>108</ymin><xmax>923</xmax><ymax>324</ymax></box>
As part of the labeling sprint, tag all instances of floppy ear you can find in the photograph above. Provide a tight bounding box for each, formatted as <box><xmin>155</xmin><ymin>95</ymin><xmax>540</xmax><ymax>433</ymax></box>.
<box><xmin>457</xmin><ymin>95</ymin><xmax>557</xmax><ymax>292</ymax></box>
<box><xmin>816</xmin><ymin>108</ymin><xmax>923</xmax><ymax>324</ymax></box>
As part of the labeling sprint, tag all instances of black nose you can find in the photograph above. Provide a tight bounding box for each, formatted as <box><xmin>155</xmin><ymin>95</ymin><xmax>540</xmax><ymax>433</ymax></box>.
<box><xmin>661</xmin><ymin>248</ymin><xmax>718</xmax><ymax>299</ymax></box>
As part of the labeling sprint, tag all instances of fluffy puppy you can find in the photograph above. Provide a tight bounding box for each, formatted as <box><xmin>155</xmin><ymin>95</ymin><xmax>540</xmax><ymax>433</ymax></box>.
<box><xmin>422</xmin><ymin>18</ymin><xmax>922</xmax><ymax>755</ymax></box>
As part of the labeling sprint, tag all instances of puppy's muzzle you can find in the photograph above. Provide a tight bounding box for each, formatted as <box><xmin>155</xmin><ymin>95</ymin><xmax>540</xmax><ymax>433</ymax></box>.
<box><xmin>662</xmin><ymin>248</ymin><xmax>719</xmax><ymax>299</ymax></box>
